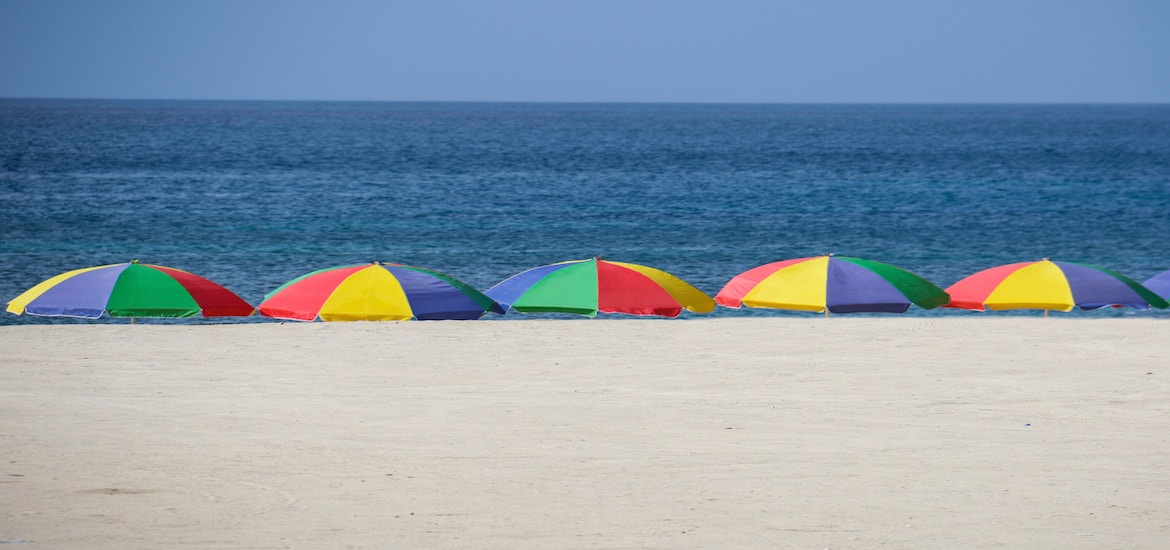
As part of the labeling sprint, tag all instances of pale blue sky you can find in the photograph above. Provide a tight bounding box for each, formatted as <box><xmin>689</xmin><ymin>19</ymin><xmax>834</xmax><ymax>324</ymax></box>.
<box><xmin>2</xmin><ymin>0</ymin><xmax>1167</xmax><ymax>102</ymax></box>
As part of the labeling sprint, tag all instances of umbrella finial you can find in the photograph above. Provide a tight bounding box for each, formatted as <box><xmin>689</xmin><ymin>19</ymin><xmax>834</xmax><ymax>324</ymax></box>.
<box><xmin>131</xmin><ymin>259</ymin><xmax>140</xmax><ymax>264</ymax></box>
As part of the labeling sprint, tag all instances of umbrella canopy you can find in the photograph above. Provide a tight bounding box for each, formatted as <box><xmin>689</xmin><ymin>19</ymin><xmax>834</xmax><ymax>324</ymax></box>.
<box><xmin>715</xmin><ymin>255</ymin><xmax>949</xmax><ymax>314</ymax></box>
<box><xmin>945</xmin><ymin>259</ymin><xmax>1168</xmax><ymax>312</ymax></box>
<box><xmin>486</xmin><ymin>257</ymin><xmax>715</xmax><ymax>317</ymax></box>
<box><xmin>259</xmin><ymin>262</ymin><xmax>503</xmax><ymax>321</ymax></box>
<box><xmin>1143</xmin><ymin>269</ymin><xmax>1170</xmax><ymax>301</ymax></box>
<box><xmin>6</xmin><ymin>260</ymin><xmax>254</xmax><ymax>319</ymax></box>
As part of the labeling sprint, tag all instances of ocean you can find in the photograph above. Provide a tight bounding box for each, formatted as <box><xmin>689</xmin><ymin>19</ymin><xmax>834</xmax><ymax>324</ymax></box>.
<box><xmin>2</xmin><ymin>100</ymin><xmax>1168</xmax><ymax>323</ymax></box>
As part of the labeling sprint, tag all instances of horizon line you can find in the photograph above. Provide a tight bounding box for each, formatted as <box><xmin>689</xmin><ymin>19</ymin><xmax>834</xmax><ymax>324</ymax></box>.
<box><xmin>3</xmin><ymin>96</ymin><xmax>1169</xmax><ymax>107</ymax></box>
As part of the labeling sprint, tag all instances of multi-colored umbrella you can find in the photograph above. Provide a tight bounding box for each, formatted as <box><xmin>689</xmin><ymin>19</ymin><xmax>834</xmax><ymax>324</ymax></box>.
<box><xmin>6</xmin><ymin>260</ymin><xmax>255</xmax><ymax>319</ymax></box>
<box><xmin>486</xmin><ymin>257</ymin><xmax>715</xmax><ymax>317</ymax></box>
<box><xmin>945</xmin><ymin>259</ymin><xmax>1168</xmax><ymax>312</ymax></box>
<box><xmin>258</xmin><ymin>261</ymin><xmax>503</xmax><ymax>321</ymax></box>
<box><xmin>1143</xmin><ymin>269</ymin><xmax>1170</xmax><ymax>302</ymax></box>
<box><xmin>715</xmin><ymin>255</ymin><xmax>949</xmax><ymax>315</ymax></box>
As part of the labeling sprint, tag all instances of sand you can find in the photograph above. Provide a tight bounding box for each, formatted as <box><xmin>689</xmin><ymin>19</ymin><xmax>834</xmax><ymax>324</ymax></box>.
<box><xmin>1</xmin><ymin>318</ymin><xmax>1168</xmax><ymax>549</ymax></box>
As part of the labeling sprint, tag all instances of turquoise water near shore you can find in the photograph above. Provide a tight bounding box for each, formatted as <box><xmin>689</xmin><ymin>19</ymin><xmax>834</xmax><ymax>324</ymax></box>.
<box><xmin>2</xmin><ymin>100</ymin><xmax>1168</xmax><ymax>322</ymax></box>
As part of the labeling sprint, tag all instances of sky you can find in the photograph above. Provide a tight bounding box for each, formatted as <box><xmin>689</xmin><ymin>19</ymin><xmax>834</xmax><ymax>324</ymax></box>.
<box><xmin>1</xmin><ymin>0</ymin><xmax>1168</xmax><ymax>103</ymax></box>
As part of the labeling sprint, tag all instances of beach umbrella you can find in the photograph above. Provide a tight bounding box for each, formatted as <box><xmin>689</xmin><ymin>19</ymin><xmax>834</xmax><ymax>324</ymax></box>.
<box><xmin>715</xmin><ymin>255</ymin><xmax>949</xmax><ymax>315</ymax></box>
<box><xmin>945</xmin><ymin>259</ymin><xmax>1168</xmax><ymax>313</ymax></box>
<box><xmin>1142</xmin><ymin>269</ymin><xmax>1170</xmax><ymax>301</ymax></box>
<box><xmin>258</xmin><ymin>261</ymin><xmax>503</xmax><ymax>321</ymax></box>
<box><xmin>6</xmin><ymin>260</ymin><xmax>255</xmax><ymax>320</ymax></box>
<box><xmin>486</xmin><ymin>257</ymin><xmax>715</xmax><ymax>317</ymax></box>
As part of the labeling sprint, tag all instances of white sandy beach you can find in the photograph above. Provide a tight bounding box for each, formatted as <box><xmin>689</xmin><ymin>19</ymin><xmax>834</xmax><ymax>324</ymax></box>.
<box><xmin>1</xmin><ymin>318</ymin><xmax>1168</xmax><ymax>549</ymax></box>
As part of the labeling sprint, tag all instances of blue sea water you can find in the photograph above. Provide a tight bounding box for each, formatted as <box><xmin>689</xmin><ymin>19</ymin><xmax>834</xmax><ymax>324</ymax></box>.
<box><xmin>2</xmin><ymin>99</ymin><xmax>1168</xmax><ymax>323</ymax></box>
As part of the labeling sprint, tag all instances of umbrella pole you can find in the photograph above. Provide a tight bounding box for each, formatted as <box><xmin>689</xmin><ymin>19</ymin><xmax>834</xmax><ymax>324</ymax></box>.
<box><xmin>824</xmin><ymin>309</ymin><xmax>829</xmax><ymax>319</ymax></box>
<box><xmin>130</xmin><ymin>317</ymin><xmax>136</xmax><ymax>325</ymax></box>
<box><xmin>1043</xmin><ymin>310</ymin><xmax>1048</xmax><ymax>319</ymax></box>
